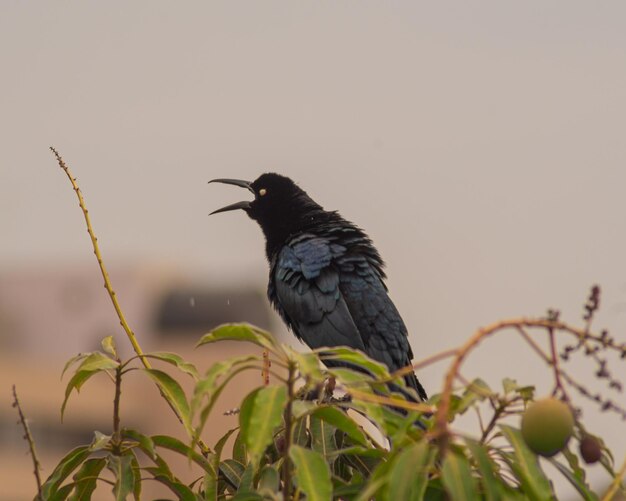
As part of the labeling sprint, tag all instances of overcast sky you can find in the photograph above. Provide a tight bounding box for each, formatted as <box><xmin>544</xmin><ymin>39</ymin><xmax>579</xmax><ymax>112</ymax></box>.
<box><xmin>2</xmin><ymin>2</ymin><xmax>626</xmax><ymax>494</ymax></box>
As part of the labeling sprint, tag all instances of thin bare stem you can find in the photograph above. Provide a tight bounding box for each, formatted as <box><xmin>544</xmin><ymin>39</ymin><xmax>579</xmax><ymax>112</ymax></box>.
<box><xmin>12</xmin><ymin>385</ymin><xmax>43</xmax><ymax>499</ymax></box>
<box><xmin>112</xmin><ymin>364</ymin><xmax>122</xmax><ymax>447</ymax></box>
<box><xmin>433</xmin><ymin>317</ymin><xmax>623</xmax><ymax>453</ymax></box>
<box><xmin>50</xmin><ymin>148</ymin><xmax>210</xmax><ymax>455</ymax></box>
<box><xmin>549</xmin><ymin>327</ymin><xmax>568</xmax><ymax>399</ymax></box>
<box><xmin>262</xmin><ymin>349</ymin><xmax>271</xmax><ymax>386</ymax></box>
<box><xmin>283</xmin><ymin>362</ymin><xmax>296</xmax><ymax>501</ymax></box>
<box><xmin>50</xmin><ymin>147</ymin><xmax>147</xmax><ymax>366</ymax></box>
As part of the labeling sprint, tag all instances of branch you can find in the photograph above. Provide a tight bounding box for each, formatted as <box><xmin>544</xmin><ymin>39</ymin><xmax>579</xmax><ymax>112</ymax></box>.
<box><xmin>433</xmin><ymin>317</ymin><xmax>625</xmax><ymax>453</ymax></box>
<box><xmin>50</xmin><ymin>147</ymin><xmax>211</xmax><ymax>456</ymax></box>
<box><xmin>12</xmin><ymin>385</ymin><xmax>43</xmax><ymax>500</ymax></box>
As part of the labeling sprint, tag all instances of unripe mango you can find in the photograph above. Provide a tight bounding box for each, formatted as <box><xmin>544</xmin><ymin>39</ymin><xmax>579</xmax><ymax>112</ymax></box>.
<box><xmin>521</xmin><ymin>398</ymin><xmax>574</xmax><ymax>457</ymax></box>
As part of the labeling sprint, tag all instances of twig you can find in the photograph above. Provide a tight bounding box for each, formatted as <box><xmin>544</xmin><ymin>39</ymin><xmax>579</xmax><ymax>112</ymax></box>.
<box><xmin>262</xmin><ymin>349</ymin><xmax>271</xmax><ymax>386</ymax></box>
<box><xmin>50</xmin><ymin>147</ymin><xmax>146</xmax><ymax>366</ymax></box>
<box><xmin>283</xmin><ymin>362</ymin><xmax>296</xmax><ymax>500</ymax></box>
<box><xmin>548</xmin><ymin>327</ymin><xmax>568</xmax><ymax>400</ymax></box>
<box><xmin>433</xmin><ymin>317</ymin><xmax>625</xmax><ymax>453</ymax></box>
<box><xmin>12</xmin><ymin>385</ymin><xmax>43</xmax><ymax>500</ymax></box>
<box><xmin>50</xmin><ymin>148</ymin><xmax>210</xmax><ymax>456</ymax></box>
<box><xmin>112</xmin><ymin>364</ymin><xmax>122</xmax><ymax>447</ymax></box>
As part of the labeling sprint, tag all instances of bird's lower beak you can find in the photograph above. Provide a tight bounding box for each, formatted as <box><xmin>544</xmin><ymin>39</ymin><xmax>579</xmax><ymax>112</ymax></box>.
<box><xmin>208</xmin><ymin>178</ymin><xmax>254</xmax><ymax>215</ymax></box>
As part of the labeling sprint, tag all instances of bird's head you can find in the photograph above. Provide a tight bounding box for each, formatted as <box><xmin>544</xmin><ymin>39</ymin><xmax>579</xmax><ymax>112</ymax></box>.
<box><xmin>209</xmin><ymin>173</ymin><xmax>324</xmax><ymax>256</ymax></box>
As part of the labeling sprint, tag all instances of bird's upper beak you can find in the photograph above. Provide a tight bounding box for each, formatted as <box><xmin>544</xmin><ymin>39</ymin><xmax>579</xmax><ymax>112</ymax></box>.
<box><xmin>208</xmin><ymin>178</ymin><xmax>254</xmax><ymax>215</ymax></box>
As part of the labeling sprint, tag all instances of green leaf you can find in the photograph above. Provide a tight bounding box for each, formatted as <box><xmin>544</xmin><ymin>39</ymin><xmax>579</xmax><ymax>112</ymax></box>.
<box><xmin>151</xmin><ymin>435</ymin><xmax>214</xmax><ymax>473</ymax></box>
<box><xmin>499</xmin><ymin>425</ymin><xmax>553</xmax><ymax>501</ymax></box>
<box><xmin>106</xmin><ymin>454</ymin><xmax>135</xmax><ymax>501</ymax></box>
<box><xmin>239</xmin><ymin>385</ymin><xmax>287</xmax><ymax>467</ymax></box>
<box><xmin>548</xmin><ymin>458</ymin><xmax>599</xmax><ymax>501</ymax></box>
<box><xmin>289</xmin><ymin>349</ymin><xmax>325</xmax><ymax>384</ymax></box>
<box><xmin>238</xmin><ymin>461</ymin><xmax>255</xmax><ymax>492</ymax></box>
<box><xmin>121</xmin><ymin>428</ymin><xmax>156</xmax><ymax>460</ymax></box>
<box><xmin>42</xmin><ymin>445</ymin><xmax>92</xmax><ymax>499</ymax></box>
<box><xmin>257</xmin><ymin>465</ymin><xmax>280</xmax><ymax>493</ymax></box>
<box><xmin>441</xmin><ymin>450</ymin><xmax>477</xmax><ymax>500</ymax></box>
<box><xmin>233</xmin><ymin>429</ymin><xmax>248</xmax><ymax>464</ymax></box>
<box><xmin>146</xmin><ymin>352</ymin><xmax>199</xmax><ymax>379</ymax></box>
<box><xmin>292</xmin><ymin>416</ymin><xmax>309</xmax><ymax>447</ymax></box>
<box><xmin>191</xmin><ymin>355</ymin><xmax>261</xmax><ymax>439</ymax></box>
<box><xmin>389</xmin><ymin>440</ymin><xmax>434</xmax><ymax>501</ymax></box>
<box><xmin>101</xmin><ymin>336</ymin><xmax>118</xmax><ymax>358</ymax></box>
<box><xmin>61</xmin><ymin>370</ymin><xmax>98</xmax><ymax>419</ymax></box>
<box><xmin>76</xmin><ymin>352</ymin><xmax>120</xmax><ymax>372</ymax></box>
<box><xmin>68</xmin><ymin>457</ymin><xmax>106</xmax><ymax>501</ymax></box>
<box><xmin>319</xmin><ymin>348</ymin><xmax>390</xmax><ymax>379</ymax></box>
<box><xmin>309</xmin><ymin>406</ymin><xmax>368</xmax><ymax>446</ymax></box>
<box><xmin>290</xmin><ymin>445</ymin><xmax>332</xmax><ymax>501</ymax></box>
<box><xmin>457</xmin><ymin>378</ymin><xmax>492</xmax><ymax>414</ymax></box>
<box><xmin>465</xmin><ymin>439</ymin><xmax>502</xmax><ymax>501</ymax></box>
<box><xmin>61</xmin><ymin>353</ymin><xmax>89</xmax><ymax>379</ymax></box>
<box><xmin>197</xmin><ymin>323</ymin><xmax>277</xmax><ymax>351</ymax></box>
<box><xmin>143</xmin><ymin>368</ymin><xmax>192</xmax><ymax>435</ymax></box>
<box><xmin>219</xmin><ymin>459</ymin><xmax>245</xmax><ymax>489</ymax></box>
<box><xmin>502</xmin><ymin>377</ymin><xmax>518</xmax><ymax>394</ymax></box>
<box><xmin>90</xmin><ymin>431</ymin><xmax>111</xmax><ymax>451</ymax></box>
<box><xmin>310</xmin><ymin>414</ymin><xmax>337</xmax><ymax>461</ymax></box>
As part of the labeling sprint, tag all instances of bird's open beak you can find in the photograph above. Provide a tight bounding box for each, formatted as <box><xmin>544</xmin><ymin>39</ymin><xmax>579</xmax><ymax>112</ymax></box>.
<box><xmin>208</xmin><ymin>178</ymin><xmax>254</xmax><ymax>215</ymax></box>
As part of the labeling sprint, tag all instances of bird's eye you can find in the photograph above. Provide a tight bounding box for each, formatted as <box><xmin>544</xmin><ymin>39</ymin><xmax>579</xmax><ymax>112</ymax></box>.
<box><xmin>259</xmin><ymin>188</ymin><xmax>267</xmax><ymax>196</ymax></box>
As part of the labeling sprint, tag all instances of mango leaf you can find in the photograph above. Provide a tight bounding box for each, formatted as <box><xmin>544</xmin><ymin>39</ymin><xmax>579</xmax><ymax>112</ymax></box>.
<box><xmin>499</xmin><ymin>425</ymin><xmax>553</xmax><ymax>501</ymax></box>
<box><xmin>457</xmin><ymin>378</ymin><xmax>492</xmax><ymax>415</ymax></box>
<box><xmin>143</xmin><ymin>368</ymin><xmax>192</xmax><ymax>435</ymax></box>
<box><xmin>354</xmin><ymin>457</ymin><xmax>393</xmax><ymax>501</ymax></box>
<box><xmin>121</xmin><ymin>428</ymin><xmax>156</xmax><ymax>460</ymax></box>
<box><xmin>146</xmin><ymin>352</ymin><xmax>199</xmax><ymax>379</ymax></box>
<box><xmin>238</xmin><ymin>461</ymin><xmax>256</xmax><ymax>492</ymax></box>
<box><xmin>76</xmin><ymin>352</ymin><xmax>120</xmax><ymax>372</ymax></box>
<box><xmin>465</xmin><ymin>439</ymin><xmax>502</xmax><ymax>501</ymax></box>
<box><xmin>90</xmin><ymin>431</ymin><xmax>111</xmax><ymax>451</ymax></box>
<box><xmin>67</xmin><ymin>457</ymin><xmax>107</xmax><ymax>501</ymax></box>
<box><xmin>233</xmin><ymin>429</ymin><xmax>248</xmax><ymax>464</ymax></box>
<box><xmin>290</xmin><ymin>445</ymin><xmax>332</xmax><ymax>501</ymax></box>
<box><xmin>548</xmin><ymin>458</ymin><xmax>599</xmax><ymax>501</ymax></box>
<box><xmin>101</xmin><ymin>336</ymin><xmax>118</xmax><ymax>358</ymax></box>
<box><xmin>319</xmin><ymin>348</ymin><xmax>390</xmax><ymax>379</ymax></box>
<box><xmin>240</xmin><ymin>385</ymin><xmax>287</xmax><ymax>467</ymax></box>
<box><xmin>441</xmin><ymin>450</ymin><xmax>477</xmax><ymax>500</ymax></box>
<box><xmin>292</xmin><ymin>416</ymin><xmax>309</xmax><ymax>447</ymax></box>
<box><xmin>197</xmin><ymin>323</ymin><xmax>277</xmax><ymax>352</ymax></box>
<box><xmin>151</xmin><ymin>435</ymin><xmax>214</xmax><ymax>473</ymax></box>
<box><xmin>191</xmin><ymin>355</ymin><xmax>261</xmax><ymax>438</ymax></box>
<box><xmin>258</xmin><ymin>465</ymin><xmax>280</xmax><ymax>493</ymax></box>
<box><xmin>309</xmin><ymin>406</ymin><xmax>368</xmax><ymax>446</ymax></box>
<box><xmin>61</xmin><ymin>353</ymin><xmax>89</xmax><ymax>378</ymax></box>
<box><xmin>389</xmin><ymin>439</ymin><xmax>434</xmax><ymax>501</ymax></box>
<box><xmin>42</xmin><ymin>445</ymin><xmax>92</xmax><ymax>499</ymax></box>
<box><xmin>289</xmin><ymin>349</ymin><xmax>325</xmax><ymax>383</ymax></box>
<box><xmin>310</xmin><ymin>414</ymin><xmax>337</xmax><ymax>461</ymax></box>
<box><xmin>220</xmin><ymin>459</ymin><xmax>245</xmax><ymax>489</ymax></box>
<box><xmin>328</xmin><ymin>367</ymin><xmax>375</xmax><ymax>386</ymax></box>
<box><xmin>106</xmin><ymin>454</ymin><xmax>135</xmax><ymax>501</ymax></box>
<box><xmin>61</xmin><ymin>370</ymin><xmax>98</xmax><ymax>419</ymax></box>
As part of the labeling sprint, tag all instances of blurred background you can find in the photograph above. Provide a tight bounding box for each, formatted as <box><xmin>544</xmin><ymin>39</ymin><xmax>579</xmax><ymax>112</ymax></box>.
<box><xmin>1</xmin><ymin>1</ymin><xmax>625</xmax><ymax>499</ymax></box>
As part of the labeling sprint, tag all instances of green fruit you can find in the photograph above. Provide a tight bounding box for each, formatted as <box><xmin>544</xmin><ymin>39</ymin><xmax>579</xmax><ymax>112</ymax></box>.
<box><xmin>521</xmin><ymin>398</ymin><xmax>574</xmax><ymax>457</ymax></box>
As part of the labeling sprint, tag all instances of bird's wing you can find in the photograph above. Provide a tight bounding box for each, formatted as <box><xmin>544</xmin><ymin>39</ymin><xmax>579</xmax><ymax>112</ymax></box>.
<box><xmin>270</xmin><ymin>235</ymin><xmax>367</xmax><ymax>352</ymax></box>
<box><xmin>337</xmin><ymin>254</ymin><xmax>428</xmax><ymax>401</ymax></box>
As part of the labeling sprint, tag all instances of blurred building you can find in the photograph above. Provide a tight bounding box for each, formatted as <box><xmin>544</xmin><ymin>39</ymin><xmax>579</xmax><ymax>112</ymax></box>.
<box><xmin>0</xmin><ymin>263</ymin><xmax>282</xmax><ymax>500</ymax></box>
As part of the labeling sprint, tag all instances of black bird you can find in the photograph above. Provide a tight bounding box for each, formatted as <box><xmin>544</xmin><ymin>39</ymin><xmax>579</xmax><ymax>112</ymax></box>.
<box><xmin>209</xmin><ymin>173</ymin><xmax>427</xmax><ymax>402</ymax></box>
